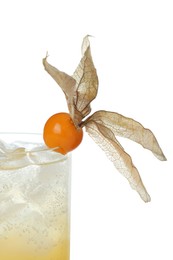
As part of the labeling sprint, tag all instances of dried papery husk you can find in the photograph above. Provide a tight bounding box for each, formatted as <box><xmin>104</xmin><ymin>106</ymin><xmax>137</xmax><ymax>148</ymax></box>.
<box><xmin>43</xmin><ymin>35</ymin><xmax>98</xmax><ymax>127</ymax></box>
<box><xmin>43</xmin><ymin>36</ymin><xmax>166</xmax><ymax>202</ymax></box>
<box><xmin>83</xmin><ymin>110</ymin><xmax>166</xmax><ymax>161</ymax></box>
<box><xmin>84</xmin><ymin>119</ymin><xmax>151</xmax><ymax>202</ymax></box>
<box><xmin>83</xmin><ymin>110</ymin><xmax>166</xmax><ymax>202</ymax></box>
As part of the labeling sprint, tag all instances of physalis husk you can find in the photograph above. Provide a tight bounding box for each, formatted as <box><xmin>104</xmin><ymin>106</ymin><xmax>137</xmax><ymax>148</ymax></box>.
<box><xmin>43</xmin><ymin>36</ymin><xmax>166</xmax><ymax>203</ymax></box>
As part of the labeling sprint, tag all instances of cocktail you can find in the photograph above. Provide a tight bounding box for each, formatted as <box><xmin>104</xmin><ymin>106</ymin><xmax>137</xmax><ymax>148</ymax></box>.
<box><xmin>0</xmin><ymin>133</ymin><xmax>71</xmax><ymax>260</ymax></box>
<box><xmin>0</xmin><ymin>36</ymin><xmax>166</xmax><ymax>260</ymax></box>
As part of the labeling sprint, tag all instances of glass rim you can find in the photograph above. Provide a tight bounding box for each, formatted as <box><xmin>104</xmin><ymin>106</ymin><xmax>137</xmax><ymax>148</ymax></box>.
<box><xmin>0</xmin><ymin>132</ymin><xmax>68</xmax><ymax>160</ymax></box>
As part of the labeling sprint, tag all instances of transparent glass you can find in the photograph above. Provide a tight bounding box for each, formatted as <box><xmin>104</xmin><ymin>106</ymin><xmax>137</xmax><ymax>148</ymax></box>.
<box><xmin>0</xmin><ymin>133</ymin><xmax>71</xmax><ymax>260</ymax></box>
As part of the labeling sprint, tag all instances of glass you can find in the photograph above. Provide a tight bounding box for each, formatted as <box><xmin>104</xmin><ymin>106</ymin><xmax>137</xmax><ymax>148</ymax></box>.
<box><xmin>0</xmin><ymin>133</ymin><xmax>71</xmax><ymax>260</ymax></box>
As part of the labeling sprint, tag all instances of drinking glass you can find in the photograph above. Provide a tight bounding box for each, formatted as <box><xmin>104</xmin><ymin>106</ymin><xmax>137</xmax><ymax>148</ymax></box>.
<box><xmin>0</xmin><ymin>133</ymin><xmax>71</xmax><ymax>260</ymax></box>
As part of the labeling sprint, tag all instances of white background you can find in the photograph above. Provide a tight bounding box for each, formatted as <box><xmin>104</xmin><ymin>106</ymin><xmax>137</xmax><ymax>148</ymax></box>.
<box><xmin>0</xmin><ymin>1</ymin><xmax>172</xmax><ymax>259</ymax></box>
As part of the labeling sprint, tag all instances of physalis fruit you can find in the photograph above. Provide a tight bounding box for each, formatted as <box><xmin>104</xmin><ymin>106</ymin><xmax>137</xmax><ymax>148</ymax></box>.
<box><xmin>43</xmin><ymin>112</ymin><xmax>83</xmax><ymax>155</ymax></box>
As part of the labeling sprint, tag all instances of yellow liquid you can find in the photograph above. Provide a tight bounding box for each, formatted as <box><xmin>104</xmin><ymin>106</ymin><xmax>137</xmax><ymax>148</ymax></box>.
<box><xmin>0</xmin><ymin>236</ymin><xmax>70</xmax><ymax>260</ymax></box>
<box><xmin>0</xmin><ymin>219</ymin><xmax>70</xmax><ymax>260</ymax></box>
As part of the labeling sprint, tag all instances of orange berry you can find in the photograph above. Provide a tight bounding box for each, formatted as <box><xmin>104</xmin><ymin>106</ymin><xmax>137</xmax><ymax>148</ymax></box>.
<box><xmin>43</xmin><ymin>112</ymin><xmax>83</xmax><ymax>154</ymax></box>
